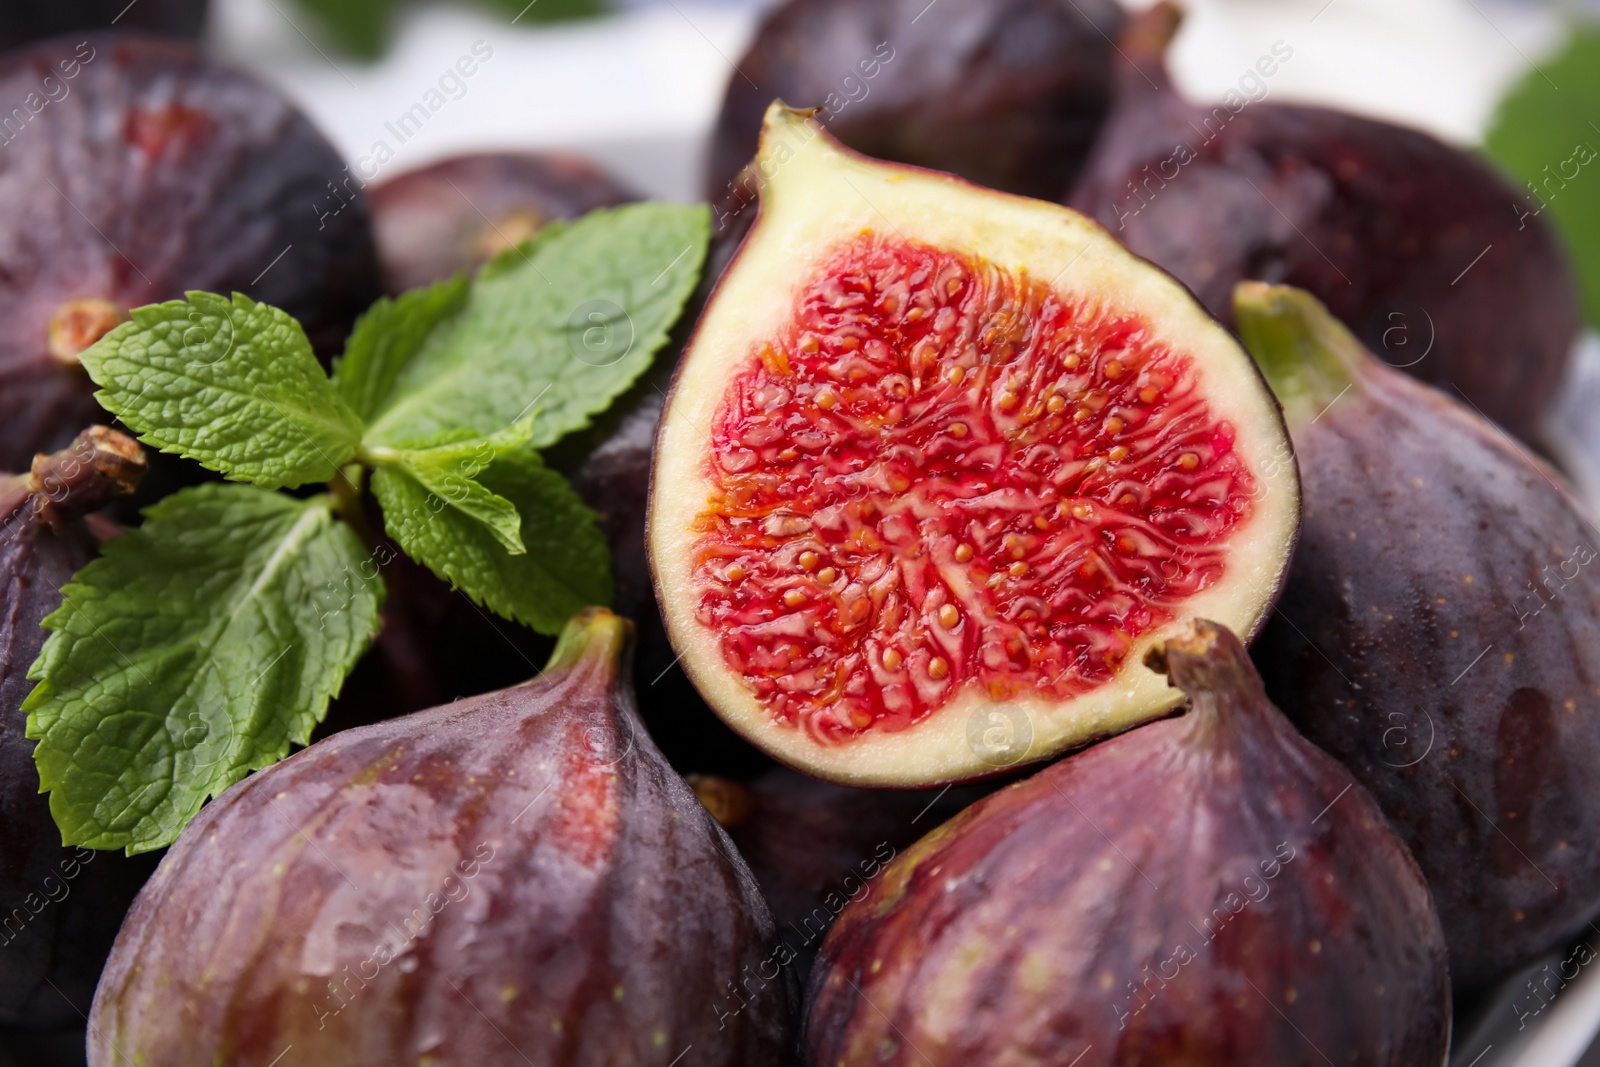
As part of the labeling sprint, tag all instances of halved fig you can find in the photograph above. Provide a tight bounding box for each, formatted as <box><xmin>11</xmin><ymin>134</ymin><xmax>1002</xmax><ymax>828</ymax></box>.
<box><xmin>649</xmin><ymin>104</ymin><xmax>1299</xmax><ymax>786</ymax></box>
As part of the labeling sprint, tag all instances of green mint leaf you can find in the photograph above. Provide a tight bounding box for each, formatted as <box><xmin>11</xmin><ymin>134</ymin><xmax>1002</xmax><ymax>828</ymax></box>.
<box><xmin>80</xmin><ymin>292</ymin><xmax>364</xmax><ymax>490</ymax></box>
<box><xmin>24</xmin><ymin>484</ymin><xmax>382</xmax><ymax>853</ymax></box>
<box><xmin>362</xmin><ymin>203</ymin><xmax>709</xmax><ymax>451</ymax></box>
<box><xmin>289</xmin><ymin>0</ymin><xmax>393</xmax><ymax>58</ymax></box>
<box><xmin>333</xmin><ymin>274</ymin><xmax>470</xmax><ymax>423</ymax></box>
<box><xmin>366</xmin><ymin>415</ymin><xmax>539</xmax><ymax>555</ymax></box>
<box><xmin>371</xmin><ymin>447</ymin><xmax>611</xmax><ymax>634</ymax></box>
<box><xmin>1485</xmin><ymin>28</ymin><xmax>1600</xmax><ymax>328</ymax></box>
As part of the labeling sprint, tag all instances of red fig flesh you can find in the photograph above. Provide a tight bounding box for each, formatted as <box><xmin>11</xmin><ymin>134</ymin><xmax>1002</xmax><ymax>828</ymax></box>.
<box><xmin>1237</xmin><ymin>282</ymin><xmax>1600</xmax><ymax>989</ymax></box>
<box><xmin>651</xmin><ymin>105</ymin><xmax>1299</xmax><ymax>786</ymax></box>
<box><xmin>804</xmin><ymin>619</ymin><xmax>1451</xmax><ymax>1066</ymax></box>
<box><xmin>88</xmin><ymin>610</ymin><xmax>792</xmax><ymax>1065</ymax></box>
<box><xmin>1067</xmin><ymin>3</ymin><xmax>1579</xmax><ymax>439</ymax></box>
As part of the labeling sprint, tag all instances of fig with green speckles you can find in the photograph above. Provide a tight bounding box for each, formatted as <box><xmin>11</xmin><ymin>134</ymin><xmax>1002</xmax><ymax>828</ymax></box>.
<box><xmin>1237</xmin><ymin>281</ymin><xmax>1600</xmax><ymax>991</ymax></box>
<box><xmin>88</xmin><ymin>609</ymin><xmax>793</xmax><ymax>1066</ymax></box>
<box><xmin>804</xmin><ymin>619</ymin><xmax>1450</xmax><ymax>1066</ymax></box>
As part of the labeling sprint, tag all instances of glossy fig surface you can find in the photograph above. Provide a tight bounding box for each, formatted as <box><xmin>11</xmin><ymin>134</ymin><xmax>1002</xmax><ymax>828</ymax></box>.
<box><xmin>371</xmin><ymin>151</ymin><xmax>635</xmax><ymax>294</ymax></box>
<box><xmin>1238</xmin><ymin>282</ymin><xmax>1600</xmax><ymax>990</ymax></box>
<box><xmin>706</xmin><ymin>0</ymin><xmax>1124</xmax><ymax>216</ymax></box>
<box><xmin>89</xmin><ymin>609</ymin><xmax>792</xmax><ymax>1066</ymax></box>
<box><xmin>1067</xmin><ymin>3</ymin><xmax>1579</xmax><ymax>439</ymax></box>
<box><xmin>0</xmin><ymin>427</ymin><xmax>154</xmax><ymax>1029</ymax></box>
<box><xmin>0</xmin><ymin>34</ymin><xmax>380</xmax><ymax>471</ymax></box>
<box><xmin>805</xmin><ymin>619</ymin><xmax>1451</xmax><ymax>1066</ymax></box>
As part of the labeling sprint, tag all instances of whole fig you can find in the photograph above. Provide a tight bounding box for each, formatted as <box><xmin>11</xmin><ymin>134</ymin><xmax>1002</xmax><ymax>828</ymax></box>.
<box><xmin>370</xmin><ymin>151</ymin><xmax>635</xmax><ymax>294</ymax></box>
<box><xmin>1236</xmin><ymin>282</ymin><xmax>1600</xmax><ymax>990</ymax></box>
<box><xmin>1067</xmin><ymin>3</ymin><xmax>1579</xmax><ymax>439</ymax></box>
<box><xmin>89</xmin><ymin>609</ymin><xmax>793</xmax><ymax>1066</ymax></box>
<box><xmin>804</xmin><ymin>619</ymin><xmax>1451</xmax><ymax>1066</ymax></box>
<box><xmin>0</xmin><ymin>34</ymin><xmax>380</xmax><ymax>471</ymax></box>
<box><xmin>706</xmin><ymin>0</ymin><xmax>1124</xmax><ymax>216</ymax></box>
<box><xmin>0</xmin><ymin>427</ymin><xmax>156</xmax><ymax>1029</ymax></box>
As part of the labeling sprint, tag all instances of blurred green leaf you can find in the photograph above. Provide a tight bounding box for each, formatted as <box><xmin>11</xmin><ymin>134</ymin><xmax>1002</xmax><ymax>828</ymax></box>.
<box><xmin>474</xmin><ymin>0</ymin><xmax>602</xmax><ymax>22</ymax></box>
<box><xmin>289</xmin><ymin>0</ymin><xmax>395</xmax><ymax>60</ymax></box>
<box><xmin>1485</xmin><ymin>27</ymin><xmax>1600</xmax><ymax>328</ymax></box>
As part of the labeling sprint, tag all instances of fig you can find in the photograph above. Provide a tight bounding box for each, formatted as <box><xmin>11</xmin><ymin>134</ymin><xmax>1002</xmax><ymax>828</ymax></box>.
<box><xmin>1236</xmin><ymin>282</ymin><xmax>1600</xmax><ymax>990</ymax></box>
<box><xmin>1067</xmin><ymin>2</ymin><xmax>1579</xmax><ymax>439</ymax></box>
<box><xmin>688</xmin><ymin>768</ymin><xmax>992</xmax><ymax>985</ymax></box>
<box><xmin>89</xmin><ymin>608</ymin><xmax>793</xmax><ymax>1066</ymax></box>
<box><xmin>0</xmin><ymin>427</ymin><xmax>158</xmax><ymax>1030</ymax></box>
<box><xmin>650</xmin><ymin>104</ymin><xmax>1299</xmax><ymax>786</ymax></box>
<box><xmin>706</xmin><ymin>0</ymin><xmax>1124</xmax><ymax>220</ymax></box>
<box><xmin>0</xmin><ymin>1</ymin><xmax>206</xmax><ymax>48</ymax></box>
<box><xmin>370</xmin><ymin>151</ymin><xmax>635</xmax><ymax>294</ymax></box>
<box><xmin>804</xmin><ymin>619</ymin><xmax>1452</xmax><ymax>1066</ymax></box>
<box><xmin>0</xmin><ymin>34</ymin><xmax>381</xmax><ymax>471</ymax></box>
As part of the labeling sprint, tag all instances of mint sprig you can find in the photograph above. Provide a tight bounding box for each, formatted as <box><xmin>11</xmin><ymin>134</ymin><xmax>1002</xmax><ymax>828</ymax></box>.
<box><xmin>28</xmin><ymin>202</ymin><xmax>708</xmax><ymax>852</ymax></box>
<box><xmin>25</xmin><ymin>486</ymin><xmax>381</xmax><ymax>853</ymax></box>
<box><xmin>82</xmin><ymin>292</ymin><xmax>364</xmax><ymax>490</ymax></box>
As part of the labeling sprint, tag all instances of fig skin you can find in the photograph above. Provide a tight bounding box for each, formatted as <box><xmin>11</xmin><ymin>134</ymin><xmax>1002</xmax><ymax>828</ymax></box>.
<box><xmin>0</xmin><ymin>33</ymin><xmax>381</xmax><ymax>472</ymax></box>
<box><xmin>1067</xmin><ymin>2</ymin><xmax>1579</xmax><ymax>440</ymax></box>
<box><xmin>0</xmin><ymin>427</ymin><xmax>158</xmax><ymax>1030</ymax></box>
<box><xmin>89</xmin><ymin>609</ymin><xmax>794</xmax><ymax>1066</ymax></box>
<box><xmin>688</xmin><ymin>769</ymin><xmax>994</xmax><ymax>986</ymax></box>
<box><xmin>804</xmin><ymin>619</ymin><xmax>1451</xmax><ymax>1066</ymax></box>
<box><xmin>705</xmin><ymin>0</ymin><xmax>1124</xmax><ymax>219</ymax></box>
<box><xmin>1237</xmin><ymin>283</ymin><xmax>1600</xmax><ymax>990</ymax></box>
<box><xmin>0</xmin><ymin>1</ymin><xmax>206</xmax><ymax>48</ymax></box>
<box><xmin>370</xmin><ymin>151</ymin><xmax>636</xmax><ymax>295</ymax></box>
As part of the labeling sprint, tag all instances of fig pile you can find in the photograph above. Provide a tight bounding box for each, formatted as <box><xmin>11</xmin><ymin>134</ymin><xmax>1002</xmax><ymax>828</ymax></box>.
<box><xmin>1236</xmin><ymin>282</ymin><xmax>1600</xmax><ymax>989</ymax></box>
<box><xmin>1067</xmin><ymin>2</ymin><xmax>1579</xmax><ymax>440</ymax></box>
<box><xmin>89</xmin><ymin>610</ymin><xmax>793</xmax><ymax>1065</ymax></box>
<box><xmin>0</xmin><ymin>427</ymin><xmax>156</xmax><ymax>1029</ymax></box>
<box><xmin>805</xmin><ymin>620</ymin><xmax>1451</xmax><ymax>1065</ymax></box>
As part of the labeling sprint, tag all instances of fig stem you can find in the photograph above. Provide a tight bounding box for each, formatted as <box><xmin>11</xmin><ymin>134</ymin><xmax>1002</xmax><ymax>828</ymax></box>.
<box><xmin>12</xmin><ymin>427</ymin><xmax>146</xmax><ymax>527</ymax></box>
<box><xmin>1233</xmin><ymin>282</ymin><xmax>1367</xmax><ymax>429</ymax></box>
<box><xmin>1145</xmin><ymin>618</ymin><xmax>1268</xmax><ymax>737</ymax></box>
<box><xmin>544</xmin><ymin>607</ymin><xmax>633</xmax><ymax>677</ymax></box>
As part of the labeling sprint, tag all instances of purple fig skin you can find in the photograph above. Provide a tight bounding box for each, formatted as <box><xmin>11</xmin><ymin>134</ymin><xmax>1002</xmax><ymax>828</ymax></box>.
<box><xmin>0</xmin><ymin>427</ymin><xmax>156</xmax><ymax>1030</ymax></box>
<box><xmin>689</xmin><ymin>769</ymin><xmax>995</xmax><ymax>987</ymax></box>
<box><xmin>1067</xmin><ymin>3</ymin><xmax>1578</xmax><ymax>440</ymax></box>
<box><xmin>0</xmin><ymin>34</ymin><xmax>380</xmax><ymax>472</ymax></box>
<box><xmin>0</xmin><ymin>1</ymin><xmax>207</xmax><ymax>48</ymax></box>
<box><xmin>705</xmin><ymin>0</ymin><xmax>1124</xmax><ymax>219</ymax></box>
<box><xmin>804</xmin><ymin>619</ymin><xmax>1451</xmax><ymax>1067</ymax></box>
<box><xmin>1237</xmin><ymin>283</ymin><xmax>1600</xmax><ymax>991</ymax></box>
<box><xmin>371</xmin><ymin>152</ymin><xmax>635</xmax><ymax>295</ymax></box>
<box><xmin>88</xmin><ymin>609</ymin><xmax>793</xmax><ymax>1066</ymax></box>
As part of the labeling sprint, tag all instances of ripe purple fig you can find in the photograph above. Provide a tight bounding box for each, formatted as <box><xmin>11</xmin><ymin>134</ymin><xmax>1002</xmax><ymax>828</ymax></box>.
<box><xmin>370</xmin><ymin>152</ymin><xmax>635</xmax><ymax>294</ymax></box>
<box><xmin>1236</xmin><ymin>281</ymin><xmax>1600</xmax><ymax>990</ymax></box>
<box><xmin>805</xmin><ymin>619</ymin><xmax>1451</xmax><ymax>1066</ymax></box>
<box><xmin>706</xmin><ymin>0</ymin><xmax>1124</xmax><ymax>217</ymax></box>
<box><xmin>1067</xmin><ymin>3</ymin><xmax>1579</xmax><ymax>440</ymax></box>
<box><xmin>89</xmin><ymin>609</ymin><xmax>793</xmax><ymax>1066</ymax></box>
<box><xmin>0</xmin><ymin>34</ymin><xmax>380</xmax><ymax>471</ymax></box>
<box><xmin>0</xmin><ymin>426</ymin><xmax>154</xmax><ymax>1029</ymax></box>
